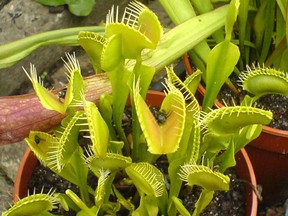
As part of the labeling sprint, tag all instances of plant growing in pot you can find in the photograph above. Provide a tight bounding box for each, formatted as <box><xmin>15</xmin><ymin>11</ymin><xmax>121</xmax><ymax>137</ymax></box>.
<box><xmin>159</xmin><ymin>0</ymin><xmax>288</xmax><ymax>206</ymax></box>
<box><xmin>2</xmin><ymin>1</ymin><xmax>273</xmax><ymax>215</ymax></box>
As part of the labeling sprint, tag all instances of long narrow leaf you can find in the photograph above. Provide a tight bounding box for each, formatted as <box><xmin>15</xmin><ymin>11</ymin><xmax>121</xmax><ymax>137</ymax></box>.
<box><xmin>202</xmin><ymin>40</ymin><xmax>240</xmax><ymax>111</ymax></box>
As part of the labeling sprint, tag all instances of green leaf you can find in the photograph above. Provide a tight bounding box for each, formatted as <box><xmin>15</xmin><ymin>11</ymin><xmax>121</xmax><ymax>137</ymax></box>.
<box><xmin>202</xmin><ymin>40</ymin><xmax>240</xmax><ymax>111</ymax></box>
<box><xmin>192</xmin><ymin>189</ymin><xmax>214</xmax><ymax>216</ymax></box>
<box><xmin>166</xmin><ymin>67</ymin><xmax>201</xmax><ymax>163</ymax></box>
<box><xmin>105</xmin><ymin>22</ymin><xmax>153</xmax><ymax>59</ymax></box>
<box><xmin>67</xmin><ymin>0</ymin><xmax>95</xmax><ymax>16</ymax></box>
<box><xmin>94</xmin><ymin>169</ymin><xmax>111</xmax><ymax>209</ymax></box>
<box><xmin>107</xmin><ymin>65</ymin><xmax>131</xmax><ymax>153</ymax></box>
<box><xmin>186</xmin><ymin>121</ymin><xmax>201</xmax><ymax>163</ymax></box>
<box><xmin>0</xmin><ymin>26</ymin><xmax>105</xmax><ymax>69</ymax></box>
<box><xmin>56</xmin><ymin>193</ymin><xmax>79</xmax><ymax>212</ymax></box>
<box><xmin>65</xmin><ymin>189</ymin><xmax>96</xmax><ymax>216</ymax></box>
<box><xmin>47</xmin><ymin>111</ymin><xmax>84</xmax><ymax>172</ymax></box>
<box><xmin>254</xmin><ymin>1</ymin><xmax>268</xmax><ymax>50</ymax></box>
<box><xmin>132</xmin><ymin>195</ymin><xmax>159</xmax><ymax>216</ymax></box>
<box><xmin>171</xmin><ymin>196</ymin><xmax>190</xmax><ymax>216</ymax></box>
<box><xmin>217</xmin><ymin>139</ymin><xmax>236</xmax><ymax>172</ymax></box>
<box><xmin>166</xmin><ymin>66</ymin><xmax>200</xmax><ymax>115</ymax></box>
<box><xmin>82</xmin><ymin>99</ymin><xmax>109</xmax><ymax>158</ymax></box>
<box><xmin>234</xmin><ymin>124</ymin><xmax>262</xmax><ymax>153</ymax></box>
<box><xmin>63</xmin><ymin>53</ymin><xmax>84</xmax><ymax>109</ymax></box>
<box><xmin>238</xmin><ymin>0</ymin><xmax>250</xmax><ymax>67</ymax></box>
<box><xmin>167</xmin><ymin>158</ymin><xmax>186</xmax><ymax>215</ymax></box>
<box><xmin>78</xmin><ymin>31</ymin><xmax>107</xmax><ymax>72</ymax></box>
<box><xmin>276</xmin><ymin>0</ymin><xmax>287</xmax><ymax>19</ymax></box>
<box><xmin>99</xmin><ymin>94</ymin><xmax>117</xmax><ymax>140</ymax></box>
<box><xmin>225</xmin><ymin>0</ymin><xmax>240</xmax><ymax>41</ymax></box>
<box><xmin>183</xmin><ymin>69</ymin><xmax>202</xmax><ymax>95</ymax></box>
<box><xmin>24</xmin><ymin>64</ymin><xmax>66</xmax><ymax>114</ymax></box>
<box><xmin>129</xmin><ymin>64</ymin><xmax>155</xmax><ymax>161</ymax></box>
<box><xmin>258</xmin><ymin>0</ymin><xmax>276</xmax><ymax>63</ymax></box>
<box><xmin>101</xmin><ymin>34</ymin><xmax>123</xmax><ymax>71</ymax></box>
<box><xmin>132</xmin><ymin>63</ymin><xmax>156</xmax><ymax>98</ymax></box>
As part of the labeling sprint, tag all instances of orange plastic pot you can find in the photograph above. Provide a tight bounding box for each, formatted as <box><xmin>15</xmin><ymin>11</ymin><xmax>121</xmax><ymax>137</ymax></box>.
<box><xmin>183</xmin><ymin>53</ymin><xmax>288</xmax><ymax>205</ymax></box>
<box><xmin>14</xmin><ymin>90</ymin><xmax>258</xmax><ymax>215</ymax></box>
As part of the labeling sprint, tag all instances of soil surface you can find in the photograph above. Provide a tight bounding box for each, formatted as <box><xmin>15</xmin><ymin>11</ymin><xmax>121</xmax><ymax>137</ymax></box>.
<box><xmin>28</xmin><ymin>160</ymin><xmax>247</xmax><ymax>215</ymax></box>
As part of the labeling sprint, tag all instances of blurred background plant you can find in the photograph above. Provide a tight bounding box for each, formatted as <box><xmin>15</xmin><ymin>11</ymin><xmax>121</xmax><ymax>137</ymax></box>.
<box><xmin>34</xmin><ymin>0</ymin><xmax>96</xmax><ymax>16</ymax></box>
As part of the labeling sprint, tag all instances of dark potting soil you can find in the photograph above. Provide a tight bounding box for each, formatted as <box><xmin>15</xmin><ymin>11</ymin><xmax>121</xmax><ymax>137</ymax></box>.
<box><xmin>28</xmin><ymin>162</ymin><xmax>80</xmax><ymax>216</ymax></box>
<box><xmin>28</xmin><ymin>159</ymin><xmax>248</xmax><ymax>216</ymax></box>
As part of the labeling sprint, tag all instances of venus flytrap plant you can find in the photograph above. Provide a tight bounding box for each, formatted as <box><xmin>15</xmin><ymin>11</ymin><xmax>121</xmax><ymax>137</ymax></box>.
<box><xmin>3</xmin><ymin>1</ymin><xmax>274</xmax><ymax>216</ymax></box>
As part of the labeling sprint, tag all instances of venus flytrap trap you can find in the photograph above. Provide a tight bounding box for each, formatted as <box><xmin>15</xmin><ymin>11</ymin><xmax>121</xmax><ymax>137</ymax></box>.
<box><xmin>133</xmin><ymin>79</ymin><xmax>186</xmax><ymax>155</ymax></box>
<box><xmin>23</xmin><ymin>52</ymin><xmax>84</xmax><ymax>115</ymax></box>
<box><xmin>239</xmin><ymin>65</ymin><xmax>288</xmax><ymax>105</ymax></box>
<box><xmin>3</xmin><ymin>1</ymin><xmax>274</xmax><ymax>216</ymax></box>
<box><xmin>3</xmin><ymin>189</ymin><xmax>58</xmax><ymax>216</ymax></box>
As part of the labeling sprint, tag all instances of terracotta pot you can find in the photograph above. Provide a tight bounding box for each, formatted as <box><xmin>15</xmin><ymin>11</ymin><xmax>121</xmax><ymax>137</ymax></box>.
<box><xmin>13</xmin><ymin>90</ymin><xmax>258</xmax><ymax>215</ymax></box>
<box><xmin>183</xmin><ymin>53</ymin><xmax>288</xmax><ymax>205</ymax></box>
<box><xmin>245</xmin><ymin>127</ymin><xmax>288</xmax><ymax>205</ymax></box>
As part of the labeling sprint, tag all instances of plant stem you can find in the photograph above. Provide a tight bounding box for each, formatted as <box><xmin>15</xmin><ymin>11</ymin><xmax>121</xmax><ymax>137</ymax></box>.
<box><xmin>66</xmin><ymin>189</ymin><xmax>97</xmax><ymax>216</ymax></box>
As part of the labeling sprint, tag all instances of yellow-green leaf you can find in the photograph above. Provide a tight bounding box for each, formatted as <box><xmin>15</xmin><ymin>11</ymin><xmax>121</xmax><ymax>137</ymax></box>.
<box><xmin>78</xmin><ymin>31</ymin><xmax>107</xmax><ymax>72</ymax></box>
<box><xmin>125</xmin><ymin>162</ymin><xmax>165</xmax><ymax>197</ymax></box>
<box><xmin>179</xmin><ymin>164</ymin><xmax>230</xmax><ymax>191</ymax></box>
<box><xmin>133</xmin><ymin>81</ymin><xmax>186</xmax><ymax>154</ymax></box>
<box><xmin>83</xmin><ymin>99</ymin><xmax>109</xmax><ymax>158</ymax></box>
<box><xmin>24</xmin><ymin>64</ymin><xmax>66</xmax><ymax>114</ymax></box>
